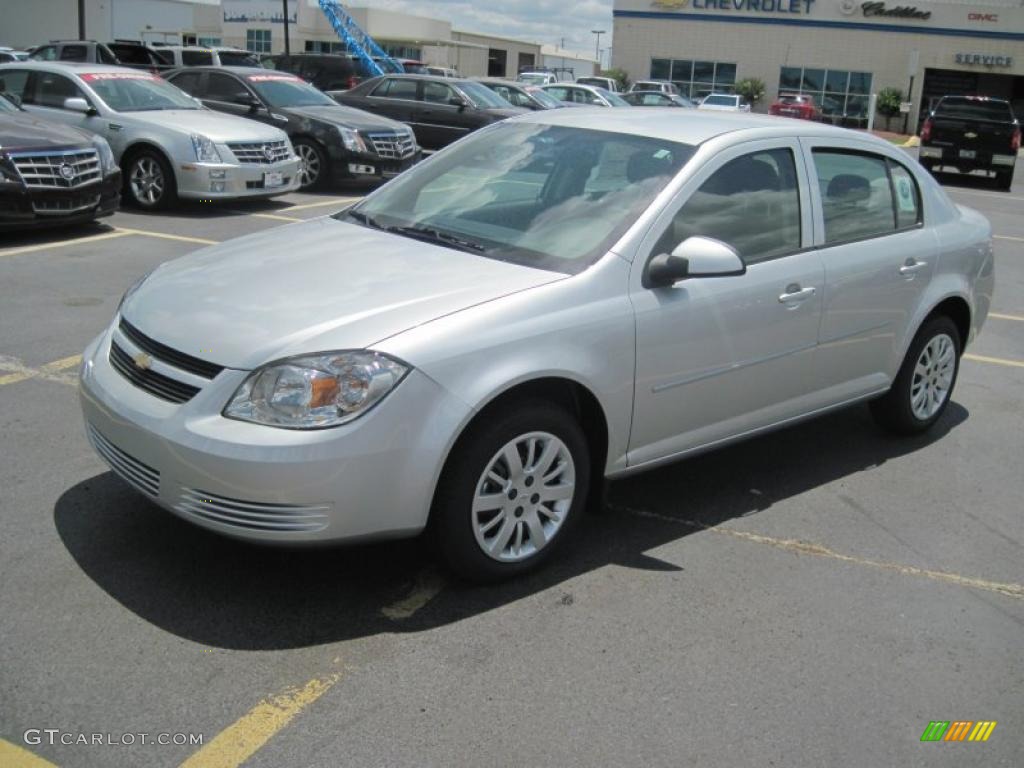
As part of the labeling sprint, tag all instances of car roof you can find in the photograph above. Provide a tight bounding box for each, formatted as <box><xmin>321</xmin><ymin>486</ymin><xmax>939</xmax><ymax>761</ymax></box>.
<box><xmin>169</xmin><ymin>65</ymin><xmax>276</xmax><ymax>76</ymax></box>
<box><xmin>365</xmin><ymin>73</ymin><xmax>483</xmax><ymax>86</ymax></box>
<box><xmin>0</xmin><ymin>61</ymin><xmax>132</xmax><ymax>74</ymax></box>
<box><xmin>510</xmin><ymin>107</ymin><xmax>881</xmax><ymax>146</ymax></box>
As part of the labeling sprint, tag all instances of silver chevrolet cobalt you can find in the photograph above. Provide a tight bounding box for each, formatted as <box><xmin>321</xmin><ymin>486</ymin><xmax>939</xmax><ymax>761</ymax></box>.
<box><xmin>80</xmin><ymin>109</ymin><xmax>994</xmax><ymax>581</ymax></box>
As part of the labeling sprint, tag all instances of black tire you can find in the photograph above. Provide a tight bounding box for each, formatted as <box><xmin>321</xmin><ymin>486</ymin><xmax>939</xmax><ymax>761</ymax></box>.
<box><xmin>431</xmin><ymin>400</ymin><xmax>591</xmax><ymax>583</ymax></box>
<box><xmin>870</xmin><ymin>315</ymin><xmax>961</xmax><ymax>436</ymax></box>
<box><xmin>123</xmin><ymin>148</ymin><xmax>177</xmax><ymax>210</ymax></box>
<box><xmin>996</xmin><ymin>169</ymin><xmax>1014</xmax><ymax>191</ymax></box>
<box><xmin>293</xmin><ymin>139</ymin><xmax>327</xmax><ymax>190</ymax></box>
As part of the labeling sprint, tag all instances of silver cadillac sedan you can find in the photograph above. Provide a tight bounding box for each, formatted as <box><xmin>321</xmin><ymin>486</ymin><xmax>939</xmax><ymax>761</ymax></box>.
<box><xmin>79</xmin><ymin>109</ymin><xmax>994</xmax><ymax>581</ymax></box>
<box><xmin>0</xmin><ymin>62</ymin><xmax>301</xmax><ymax>208</ymax></box>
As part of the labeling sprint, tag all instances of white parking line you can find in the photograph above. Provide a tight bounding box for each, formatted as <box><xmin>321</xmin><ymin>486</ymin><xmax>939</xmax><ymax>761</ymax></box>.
<box><xmin>114</xmin><ymin>227</ymin><xmax>219</xmax><ymax>246</ymax></box>
<box><xmin>993</xmin><ymin>234</ymin><xmax>1024</xmax><ymax>243</ymax></box>
<box><xmin>0</xmin><ymin>230</ymin><xmax>130</xmax><ymax>258</ymax></box>
<box><xmin>989</xmin><ymin>312</ymin><xmax>1024</xmax><ymax>322</ymax></box>
<box><xmin>947</xmin><ymin>188</ymin><xmax>1024</xmax><ymax>204</ymax></box>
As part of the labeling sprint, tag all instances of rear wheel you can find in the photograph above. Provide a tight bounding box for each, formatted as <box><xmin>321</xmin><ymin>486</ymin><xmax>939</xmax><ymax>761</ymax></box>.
<box><xmin>996</xmin><ymin>169</ymin><xmax>1014</xmax><ymax>191</ymax></box>
<box><xmin>124</xmin><ymin>149</ymin><xmax>177</xmax><ymax>210</ymax></box>
<box><xmin>431</xmin><ymin>401</ymin><xmax>590</xmax><ymax>582</ymax></box>
<box><xmin>870</xmin><ymin>315</ymin><xmax>961</xmax><ymax>435</ymax></box>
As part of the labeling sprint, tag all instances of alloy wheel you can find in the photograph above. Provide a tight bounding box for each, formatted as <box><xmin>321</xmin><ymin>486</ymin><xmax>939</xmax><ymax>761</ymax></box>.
<box><xmin>130</xmin><ymin>157</ymin><xmax>164</xmax><ymax>206</ymax></box>
<box><xmin>296</xmin><ymin>143</ymin><xmax>321</xmax><ymax>187</ymax></box>
<box><xmin>472</xmin><ymin>431</ymin><xmax>576</xmax><ymax>562</ymax></box>
<box><xmin>911</xmin><ymin>333</ymin><xmax>955</xmax><ymax>421</ymax></box>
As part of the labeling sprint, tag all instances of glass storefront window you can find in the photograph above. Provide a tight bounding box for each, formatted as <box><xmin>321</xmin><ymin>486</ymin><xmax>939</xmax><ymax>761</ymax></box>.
<box><xmin>651</xmin><ymin>58</ymin><xmax>671</xmax><ymax>80</ymax></box>
<box><xmin>670</xmin><ymin>60</ymin><xmax>691</xmax><ymax>81</ymax></box>
<box><xmin>778</xmin><ymin>67</ymin><xmax>873</xmax><ymax>125</ymax></box>
<box><xmin>651</xmin><ymin>58</ymin><xmax>736</xmax><ymax>100</ymax></box>
<box><xmin>801</xmin><ymin>68</ymin><xmax>824</xmax><ymax>92</ymax></box>
<box><xmin>780</xmin><ymin>67</ymin><xmax>801</xmax><ymax>92</ymax></box>
<box><xmin>714</xmin><ymin>62</ymin><xmax>736</xmax><ymax>85</ymax></box>
<box><xmin>825</xmin><ymin>70</ymin><xmax>848</xmax><ymax>94</ymax></box>
<box><xmin>848</xmin><ymin>72</ymin><xmax>871</xmax><ymax>94</ymax></box>
<box><xmin>693</xmin><ymin>60</ymin><xmax>715</xmax><ymax>82</ymax></box>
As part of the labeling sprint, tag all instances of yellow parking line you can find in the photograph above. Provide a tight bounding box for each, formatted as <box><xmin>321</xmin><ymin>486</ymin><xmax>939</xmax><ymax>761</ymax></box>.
<box><xmin>964</xmin><ymin>353</ymin><xmax>1024</xmax><ymax>369</ymax></box>
<box><xmin>114</xmin><ymin>228</ymin><xmax>219</xmax><ymax>246</ymax></box>
<box><xmin>0</xmin><ymin>738</ymin><xmax>59</xmax><ymax>768</ymax></box>
<box><xmin>0</xmin><ymin>354</ymin><xmax>81</xmax><ymax>387</ymax></box>
<box><xmin>281</xmin><ymin>197</ymin><xmax>361</xmax><ymax>212</ymax></box>
<box><xmin>381</xmin><ymin>568</ymin><xmax>445</xmax><ymax>620</ymax></box>
<box><xmin>178</xmin><ymin>673</ymin><xmax>341</xmax><ymax>768</ymax></box>
<box><xmin>994</xmin><ymin>234</ymin><xmax>1024</xmax><ymax>243</ymax></box>
<box><xmin>990</xmin><ymin>312</ymin><xmax>1024</xmax><ymax>322</ymax></box>
<box><xmin>948</xmin><ymin>189</ymin><xmax>1024</xmax><ymax>204</ymax></box>
<box><xmin>249</xmin><ymin>212</ymin><xmax>303</xmax><ymax>222</ymax></box>
<box><xmin>0</xmin><ymin>230</ymin><xmax>130</xmax><ymax>258</ymax></box>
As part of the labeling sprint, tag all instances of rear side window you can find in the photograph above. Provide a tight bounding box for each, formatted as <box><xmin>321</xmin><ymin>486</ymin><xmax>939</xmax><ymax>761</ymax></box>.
<box><xmin>814</xmin><ymin>150</ymin><xmax>919</xmax><ymax>244</ymax></box>
<box><xmin>182</xmin><ymin>50</ymin><xmax>213</xmax><ymax>66</ymax></box>
<box><xmin>0</xmin><ymin>69</ymin><xmax>30</xmax><ymax>102</ymax></box>
<box><xmin>935</xmin><ymin>97</ymin><xmax>1013</xmax><ymax>121</ymax></box>
<box><xmin>373</xmin><ymin>78</ymin><xmax>417</xmax><ymax>100</ymax></box>
<box><xmin>658</xmin><ymin>148</ymin><xmax>802</xmax><ymax>264</ymax></box>
<box><xmin>31</xmin><ymin>72</ymin><xmax>88</xmax><ymax>108</ymax></box>
<box><xmin>59</xmin><ymin>45</ymin><xmax>87</xmax><ymax>61</ymax></box>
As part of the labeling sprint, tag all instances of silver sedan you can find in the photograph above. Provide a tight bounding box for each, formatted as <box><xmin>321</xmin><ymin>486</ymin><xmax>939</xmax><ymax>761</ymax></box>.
<box><xmin>0</xmin><ymin>62</ymin><xmax>301</xmax><ymax>208</ymax></box>
<box><xmin>79</xmin><ymin>109</ymin><xmax>993</xmax><ymax>581</ymax></box>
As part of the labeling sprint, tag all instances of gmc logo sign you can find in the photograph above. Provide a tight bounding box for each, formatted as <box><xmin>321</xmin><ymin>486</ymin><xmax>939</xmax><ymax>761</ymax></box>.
<box><xmin>967</xmin><ymin>13</ymin><xmax>998</xmax><ymax>22</ymax></box>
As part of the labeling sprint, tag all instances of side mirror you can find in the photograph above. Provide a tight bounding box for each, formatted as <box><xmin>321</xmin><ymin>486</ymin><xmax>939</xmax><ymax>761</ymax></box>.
<box><xmin>644</xmin><ymin>236</ymin><xmax>745</xmax><ymax>288</ymax></box>
<box><xmin>449</xmin><ymin>97</ymin><xmax>467</xmax><ymax>111</ymax></box>
<box><xmin>64</xmin><ymin>97</ymin><xmax>94</xmax><ymax>115</ymax></box>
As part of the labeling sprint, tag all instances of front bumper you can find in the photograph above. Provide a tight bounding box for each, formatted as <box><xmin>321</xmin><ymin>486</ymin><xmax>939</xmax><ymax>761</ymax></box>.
<box><xmin>175</xmin><ymin>157</ymin><xmax>302</xmax><ymax>200</ymax></box>
<box><xmin>0</xmin><ymin>171</ymin><xmax>120</xmax><ymax>230</ymax></box>
<box><xmin>330</xmin><ymin>150</ymin><xmax>422</xmax><ymax>182</ymax></box>
<box><xmin>78</xmin><ymin>322</ymin><xmax>472</xmax><ymax>544</ymax></box>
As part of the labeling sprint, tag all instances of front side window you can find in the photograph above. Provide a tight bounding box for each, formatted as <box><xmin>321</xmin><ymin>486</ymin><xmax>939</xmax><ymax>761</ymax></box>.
<box><xmin>657</xmin><ymin>148</ymin><xmax>801</xmax><ymax>265</ymax></box>
<box><xmin>30</xmin><ymin>46</ymin><xmax>57</xmax><ymax>61</ymax></box>
<box><xmin>58</xmin><ymin>45</ymin><xmax>87</xmax><ymax>61</ymax></box>
<box><xmin>343</xmin><ymin>123</ymin><xmax>694</xmax><ymax>274</ymax></box>
<box><xmin>813</xmin><ymin>150</ymin><xmax>903</xmax><ymax>244</ymax></box>
<box><xmin>204</xmin><ymin>72</ymin><xmax>250</xmax><ymax>103</ymax></box>
<box><xmin>167</xmin><ymin>71</ymin><xmax>203</xmax><ymax>96</ymax></box>
<box><xmin>544</xmin><ymin>86</ymin><xmax>569</xmax><ymax>102</ymax></box>
<box><xmin>30</xmin><ymin>72</ymin><xmax>87</xmax><ymax>108</ymax></box>
<box><xmin>0</xmin><ymin>69</ymin><xmax>30</xmax><ymax>103</ymax></box>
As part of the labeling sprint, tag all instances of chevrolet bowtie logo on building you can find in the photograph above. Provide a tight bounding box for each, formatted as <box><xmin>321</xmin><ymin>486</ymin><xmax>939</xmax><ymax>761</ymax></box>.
<box><xmin>921</xmin><ymin>721</ymin><xmax>997</xmax><ymax>742</ymax></box>
<box><xmin>132</xmin><ymin>351</ymin><xmax>154</xmax><ymax>371</ymax></box>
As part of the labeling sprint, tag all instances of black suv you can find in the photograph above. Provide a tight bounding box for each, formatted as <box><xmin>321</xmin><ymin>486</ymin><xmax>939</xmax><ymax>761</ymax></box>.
<box><xmin>336</xmin><ymin>75</ymin><xmax>526</xmax><ymax>150</ymax></box>
<box><xmin>0</xmin><ymin>92</ymin><xmax>120</xmax><ymax>230</ymax></box>
<box><xmin>166</xmin><ymin>67</ymin><xmax>421</xmax><ymax>188</ymax></box>
<box><xmin>262</xmin><ymin>53</ymin><xmax>376</xmax><ymax>92</ymax></box>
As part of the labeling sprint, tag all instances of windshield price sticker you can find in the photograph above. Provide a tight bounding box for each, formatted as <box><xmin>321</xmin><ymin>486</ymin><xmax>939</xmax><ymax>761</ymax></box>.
<box><xmin>81</xmin><ymin>72</ymin><xmax>157</xmax><ymax>82</ymax></box>
<box><xmin>247</xmin><ymin>74</ymin><xmax>302</xmax><ymax>83</ymax></box>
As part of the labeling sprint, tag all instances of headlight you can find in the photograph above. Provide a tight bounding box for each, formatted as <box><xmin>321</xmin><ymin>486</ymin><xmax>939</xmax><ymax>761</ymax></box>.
<box><xmin>92</xmin><ymin>135</ymin><xmax>117</xmax><ymax>173</ymax></box>
<box><xmin>191</xmin><ymin>133</ymin><xmax>222</xmax><ymax>163</ymax></box>
<box><xmin>337</xmin><ymin>126</ymin><xmax>367</xmax><ymax>153</ymax></box>
<box><xmin>224</xmin><ymin>351</ymin><xmax>408</xmax><ymax>429</ymax></box>
<box><xmin>0</xmin><ymin>158</ymin><xmax>16</xmax><ymax>184</ymax></box>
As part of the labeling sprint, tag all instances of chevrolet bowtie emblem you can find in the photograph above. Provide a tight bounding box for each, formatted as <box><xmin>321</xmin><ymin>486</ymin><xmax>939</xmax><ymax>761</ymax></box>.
<box><xmin>132</xmin><ymin>351</ymin><xmax>153</xmax><ymax>370</ymax></box>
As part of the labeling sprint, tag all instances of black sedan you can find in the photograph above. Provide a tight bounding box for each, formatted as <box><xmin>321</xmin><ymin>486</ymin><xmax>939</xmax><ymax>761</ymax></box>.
<box><xmin>165</xmin><ymin>67</ymin><xmax>422</xmax><ymax>189</ymax></box>
<box><xmin>333</xmin><ymin>74</ymin><xmax>527</xmax><ymax>151</ymax></box>
<box><xmin>0</xmin><ymin>92</ymin><xmax>120</xmax><ymax>230</ymax></box>
<box><xmin>620</xmin><ymin>91</ymin><xmax>696</xmax><ymax>108</ymax></box>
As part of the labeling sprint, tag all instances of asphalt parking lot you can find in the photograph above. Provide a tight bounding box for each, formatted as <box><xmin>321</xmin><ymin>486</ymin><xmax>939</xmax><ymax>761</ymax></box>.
<box><xmin>1</xmin><ymin>163</ymin><xmax>1022</xmax><ymax>768</ymax></box>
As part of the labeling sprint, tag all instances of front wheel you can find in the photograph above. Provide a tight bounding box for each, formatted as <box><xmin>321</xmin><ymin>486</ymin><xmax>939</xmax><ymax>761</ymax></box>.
<box><xmin>431</xmin><ymin>401</ymin><xmax>590</xmax><ymax>582</ymax></box>
<box><xmin>293</xmin><ymin>139</ymin><xmax>326</xmax><ymax>189</ymax></box>
<box><xmin>870</xmin><ymin>316</ymin><xmax>961</xmax><ymax>435</ymax></box>
<box><xmin>124</xmin><ymin>149</ymin><xmax>177</xmax><ymax>210</ymax></box>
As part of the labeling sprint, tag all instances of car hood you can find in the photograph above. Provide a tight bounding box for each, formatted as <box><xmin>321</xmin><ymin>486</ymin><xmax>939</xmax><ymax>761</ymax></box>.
<box><xmin>284</xmin><ymin>104</ymin><xmax>408</xmax><ymax>132</ymax></box>
<box><xmin>0</xmin><ymin>111</ymin><xmax>93</xmax><ymax>151</ymax></box>
<box><xmin>121</xmin><ymin>217</ymin><xmax>566</xmax><ymax>370</ymax></box>
<box><xmin>121</xmin><ymin>109</ymin><xmax>286</xmax><ymax>142</ymax></box>
<box><xmin>483</xmin><ymin>107</ymin><xmax>528</xmax><ymax>119</ymax></box>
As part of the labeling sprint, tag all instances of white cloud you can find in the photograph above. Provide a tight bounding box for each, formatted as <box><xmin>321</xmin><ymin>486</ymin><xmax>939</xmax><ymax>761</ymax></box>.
<box><xmin>357</xmin><ymin>0</ymin><xmax>614</xmax><ymax>59</ymax></box>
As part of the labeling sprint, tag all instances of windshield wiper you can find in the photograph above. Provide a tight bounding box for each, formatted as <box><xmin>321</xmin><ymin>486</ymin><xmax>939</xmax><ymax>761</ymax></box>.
<box><xmin>386</xmin><ymin>224</ymin><xmax>487</xmax><ymax>253</ymax></box>
<box><xmin>345</xmin><ymin>209</ymin><xmax>385</xmax><ymax>230</ymax></box>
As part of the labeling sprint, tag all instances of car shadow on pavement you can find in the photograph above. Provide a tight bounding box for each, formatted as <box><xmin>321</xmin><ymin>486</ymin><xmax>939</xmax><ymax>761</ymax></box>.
<box><xmin>53</xmin><ymin>401</ymin><xmax>968</xmax><ymax>651</ymax></box>
<box><xmin>928</xmin><ymin>168</ymin><xmax>1014</xmax><ymax>192</ymax></box>
<box><xmin>0</xmin><ymin>220</ymin><xmax>117</xmax><ymax>250</ymax></box>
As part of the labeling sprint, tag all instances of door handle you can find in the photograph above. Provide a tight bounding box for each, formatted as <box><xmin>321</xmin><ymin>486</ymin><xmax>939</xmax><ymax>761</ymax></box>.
<box><xmin>899</xmin><ymin>259</ymin><xmax>928</xmax><ymax>277</ymax></box>
<box><xmin>778</xmin><ymin>284</ymin><xmax>816</xmax><ymax>304</ymax></box>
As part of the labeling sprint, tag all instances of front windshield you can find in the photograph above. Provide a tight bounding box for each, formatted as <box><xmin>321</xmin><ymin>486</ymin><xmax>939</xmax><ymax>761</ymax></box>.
<box><xmin>597</xmin><ymin>88</ymin><xmax>630</xmax><ymax>107</ymax></box>
<box><xmin>527</xmin><ymin>87</ymin><xmax>562</xmax><ymax>109</ymax></box>
<box><xmin>459</xmin><ymin>81</ymin><xmax>512</xmax><ymax>109</ymax></box>
<box><xmin>246</xmin><ymin>74</ymin><xmax>334</xmax><ymax>107</ymax></box>
<box><xmin>703</xmin><ymin>95</ymin><xmax>737</xmax><ymax>106</ymax></box>
<box><xmin>82</xmin><ymin>72</ymin><xmax>199</xmax><ymax>111</ymax></box>
<box><xmin>518</xmin><ymin>74</ymin><xmax>547</xmax><ymax>86</ymax></box>
<box><xmin>340</xmin><ymin>123</ymin><xmax>694</xmax><ymax>274</ymax></box>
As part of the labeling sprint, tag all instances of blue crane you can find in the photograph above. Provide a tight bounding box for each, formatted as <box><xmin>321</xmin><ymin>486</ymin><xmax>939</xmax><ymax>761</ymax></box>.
<box><xmin>316</xmin><ymin>1</ymin><xmax>405</xmax><ymax>77</ymax></box>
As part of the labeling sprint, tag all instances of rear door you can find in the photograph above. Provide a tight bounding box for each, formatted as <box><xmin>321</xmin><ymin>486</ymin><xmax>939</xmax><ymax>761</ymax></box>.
<box><xmin>801</xmin><ymin>141</ymin><xmax>935</xmax><ymax>398</ymax></box>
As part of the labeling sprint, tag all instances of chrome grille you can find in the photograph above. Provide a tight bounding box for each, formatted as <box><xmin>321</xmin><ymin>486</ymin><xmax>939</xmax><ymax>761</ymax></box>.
<box><xmin>32</xmin><ymin>193</ymin><xmax>101</xmax><ymax>215</ymax></box>
<box><xmin>119</xmin><ymin>318</ymin><xmax>223</xmax><ymax>380</ymax></box>
<box><xmin>86</xmin><ymin>424</ymin><xmax>160</xmax><ymax>498</ymax></box>
<box><xmin>109</xmin><ymin>341</ymin><xmax>200</xmax><ymax>404</ymax></box>
<box><xmin>227</xmin><ymin>140</ymin><xmax>291</xmax><ymax>165</ymax></box>
<box><xmin>366</xmin><ymin>132</ymin><xmax>416</xmax><ymax>160</ymax></box>
<box><xmin>10</xmin><ymin>149</ymin><xmax>101</xmax><ymax>189</ymax></box>
<box><xmin>175</xmin><ymin>489</ymin><xmax>330</xmax><ymax>533</ymax></box>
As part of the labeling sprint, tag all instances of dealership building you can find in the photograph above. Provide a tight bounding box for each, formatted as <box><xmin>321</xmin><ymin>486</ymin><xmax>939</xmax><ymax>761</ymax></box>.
<box><xmin>612</xmin><ymin>0</ymin><xmax>1024</xmax><ymax>127</ymax></box>
<box><xmin>2</xmin><ymin>0</ymin><xmax>597</xmax><ymax>80</ymax></box>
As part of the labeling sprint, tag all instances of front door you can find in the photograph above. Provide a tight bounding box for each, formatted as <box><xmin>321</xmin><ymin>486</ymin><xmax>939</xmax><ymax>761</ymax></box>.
<box><xmin>418</xmin><ymin>81</ymin><xmax>470</xmax><ymax>148</ymax></box>
<box><xmin>629</xmin><ymin>140</ymin><xmax>824</xmax><ymax>467</ymax></box>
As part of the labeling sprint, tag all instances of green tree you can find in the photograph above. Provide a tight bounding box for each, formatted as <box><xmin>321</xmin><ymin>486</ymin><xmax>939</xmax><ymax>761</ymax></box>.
<box><xmin>600</xmin><ymin>68</ymin><xmax>630</xmax><ymax>92</ymax></box>
<box><xmin>734</xmin><ymin>77</ymin><xmax>766</xmax><ymax>108</ymax></box>
<box><xmin>876</xmin><ymin>87</ymin><xmax>904</xmax><ymax>131</ymax></box>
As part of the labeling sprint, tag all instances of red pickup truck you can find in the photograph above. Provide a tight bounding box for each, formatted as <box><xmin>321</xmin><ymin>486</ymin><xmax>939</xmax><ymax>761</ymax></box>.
<box><xmin>769</xmin><ymin>94</ymin><xmax>820</xmax><ymax>121</ymax></box>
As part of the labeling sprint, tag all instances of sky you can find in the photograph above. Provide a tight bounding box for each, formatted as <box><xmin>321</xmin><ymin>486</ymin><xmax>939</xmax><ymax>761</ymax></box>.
<box><xmin>358</xmin><ymin>0</ymin><xmax>615</xmax><ymax>60</ymax></box>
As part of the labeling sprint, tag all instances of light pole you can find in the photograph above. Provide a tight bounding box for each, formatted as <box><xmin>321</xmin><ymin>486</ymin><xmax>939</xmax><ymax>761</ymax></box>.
<box><xmin>591</xmin><ymin>30</ymin><xmax>605</xmax><ymax>67</ymax></box>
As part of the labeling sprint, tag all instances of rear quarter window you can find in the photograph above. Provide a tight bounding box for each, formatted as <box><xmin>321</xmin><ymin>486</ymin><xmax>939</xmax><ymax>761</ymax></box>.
<box><xmin>935</xmin><ymin>98</ymin><xmax>1013</xmax><ymax>121</ymax></box>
